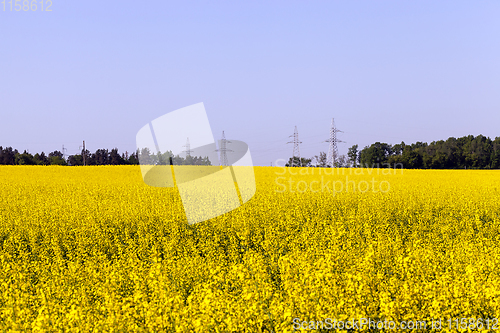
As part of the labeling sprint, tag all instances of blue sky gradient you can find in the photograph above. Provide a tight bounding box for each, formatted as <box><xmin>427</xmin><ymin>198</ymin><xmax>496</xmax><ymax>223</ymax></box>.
<box><xmin>1</xmin><ymin>1</ymin><xmax>499</xmax><ymax>165</ymax></box>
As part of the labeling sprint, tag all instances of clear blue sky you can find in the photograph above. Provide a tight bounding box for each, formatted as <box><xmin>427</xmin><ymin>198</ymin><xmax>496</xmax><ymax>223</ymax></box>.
<box><xmin>1</xmin><ymin>1</ymin><xmax>499</xmax><ymax>166</ymax></box>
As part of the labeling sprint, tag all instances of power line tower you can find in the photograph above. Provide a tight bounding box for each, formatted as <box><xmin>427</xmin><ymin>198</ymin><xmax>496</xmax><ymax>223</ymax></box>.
<box><xmin>215</xmin><ymin>131</ymin><xmax>232</xmax><ymax>166</ymax></box>
<box><xmin>182</xmin><ymin>137</ymin><xmax>194</xmax><ymax>158</ymax></box>
<box><xmin>325</xmin><ymin>118</ymin><xmax>344</xmax><ymax>167</ymax></box>
<box><xmin>62</xmin><ymin>145</ymin><xmax>67</xmax><ymax>160</ymax></box>
<box><xmin>82</xmin><ymin>141</ymin><xmax>86</xmax><ymax>166</ymax></box>
<box><xmin>78</xmin><ymin>141</ymin><xmax>87</xmax><ymax>165</ymax></box>
<box><xmin>287</xmin><ymin>126</ymin><xmax>302</xmax><ymax>167</ymax></box>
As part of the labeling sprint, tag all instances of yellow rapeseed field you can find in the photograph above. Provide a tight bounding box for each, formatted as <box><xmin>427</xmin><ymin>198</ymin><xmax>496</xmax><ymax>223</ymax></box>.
<box><xmin>0</xmin><ymin>165</ymin><xmax>499</xmax><ymax>332</ymax></box>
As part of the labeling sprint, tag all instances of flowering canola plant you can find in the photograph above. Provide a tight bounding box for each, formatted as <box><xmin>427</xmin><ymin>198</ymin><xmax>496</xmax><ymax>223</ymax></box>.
<box><xmin>0</xmin><ymin>165</ymin><xmax>499</xmax><ymax>332</ymax></box>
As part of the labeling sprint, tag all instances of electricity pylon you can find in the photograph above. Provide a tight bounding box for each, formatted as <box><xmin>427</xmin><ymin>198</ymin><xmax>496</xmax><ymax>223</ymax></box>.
<box><xmin>287</xmin><ymin>126</ymin><xmax>302</xmax><ymax>167</ymax></box>
<box><xmin>182</xmin><ymin>137</ymin><xmax>194</xmax><ymax>158</ymax></box>
<box><xmin>215</xmin><ymin>131</ymin><xmax>232</xmax><ymax>166</ymax></box>
<box><xmin>325</xmin><ymin>118</ymin><xmax>344</xmax><ymax>167</ymax></box>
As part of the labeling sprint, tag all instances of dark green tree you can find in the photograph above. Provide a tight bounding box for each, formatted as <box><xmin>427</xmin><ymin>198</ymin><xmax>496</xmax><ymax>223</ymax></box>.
<box><xmin>285</xmin><ymin>156</ymin><xmax>312</xmax><ymax>167</ymax></box>
<box><xmin>109</xmin><ymin>148</ymin><xmax>123</xmax><ymax>165</ymax></box>
<box><xmin>491</xmin><ymin>137</ymin><xmax>500</xmax><ymax>169</ymax></box>
<box><xmin>347</xmin><ymin>145</ymin><xmax>359</xmax><ymax>167</ymax></box>
<box><xmin>0</xmin><ymin>147</ymin><xmax>18</xmax><ymax>165</ymax></box>
<box><xmin>93</xmin><ymin>149</ymin><xmax>109</xmax><ymax>165</ymax></box>
<box><xmin>128</xmin><ymin>151</ymin><xmax>139</xmax><ymax>165</ymax></box>
<box><xmin>313</xmin><ymin>152</ymin><xmax>328</xmax><ymax>167</ymax></box>
<box><xmin>16</xmin><ymin>150</ymin><xmax>35</xmax><ymax>165</ymax></box>
<box><xmin>359</xmin><ymin>142</ymin><xmax>392</xmax><ymax>167</ymax></box>
<box><xmin>68</xmin><ymin>154</ymin><xmax>83</xmax><ymax>166</ymax></box>
<box><xmin>33</xmin><ymin>152</ymin><xmax>49</xmax><ymax>165</ymax></box>
<box><xmin>48</xmin><ymin>151</ymin><xmax>67</xmax><ymax>165</ymax></box>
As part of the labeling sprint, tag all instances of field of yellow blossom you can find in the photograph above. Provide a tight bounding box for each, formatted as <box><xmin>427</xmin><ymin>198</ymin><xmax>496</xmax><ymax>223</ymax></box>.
<box><xmin>0</xmin><ymin>165</ymin><xmax>499</xmax><ymax>332</ymax></box>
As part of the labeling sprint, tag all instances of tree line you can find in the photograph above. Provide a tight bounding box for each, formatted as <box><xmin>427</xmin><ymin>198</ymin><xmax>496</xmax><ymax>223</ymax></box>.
<box><xmin>3</xmin><ymin>134</ymin><xmax>499</xmax><ymax>169</ymax></box>
<box><xmin>0</xmin><ymin>147</ymin><xmax>212</xmax><ymax>166</ymax></box>
<box><xmin>357</xmin><ymin>135</ymin><xmax>500</xmax><ymax>169</ymax></box>
<box><xmin>286</xmin><ymin>134</ymin><xmax>500</xmax><ymax>169</ymax></box>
